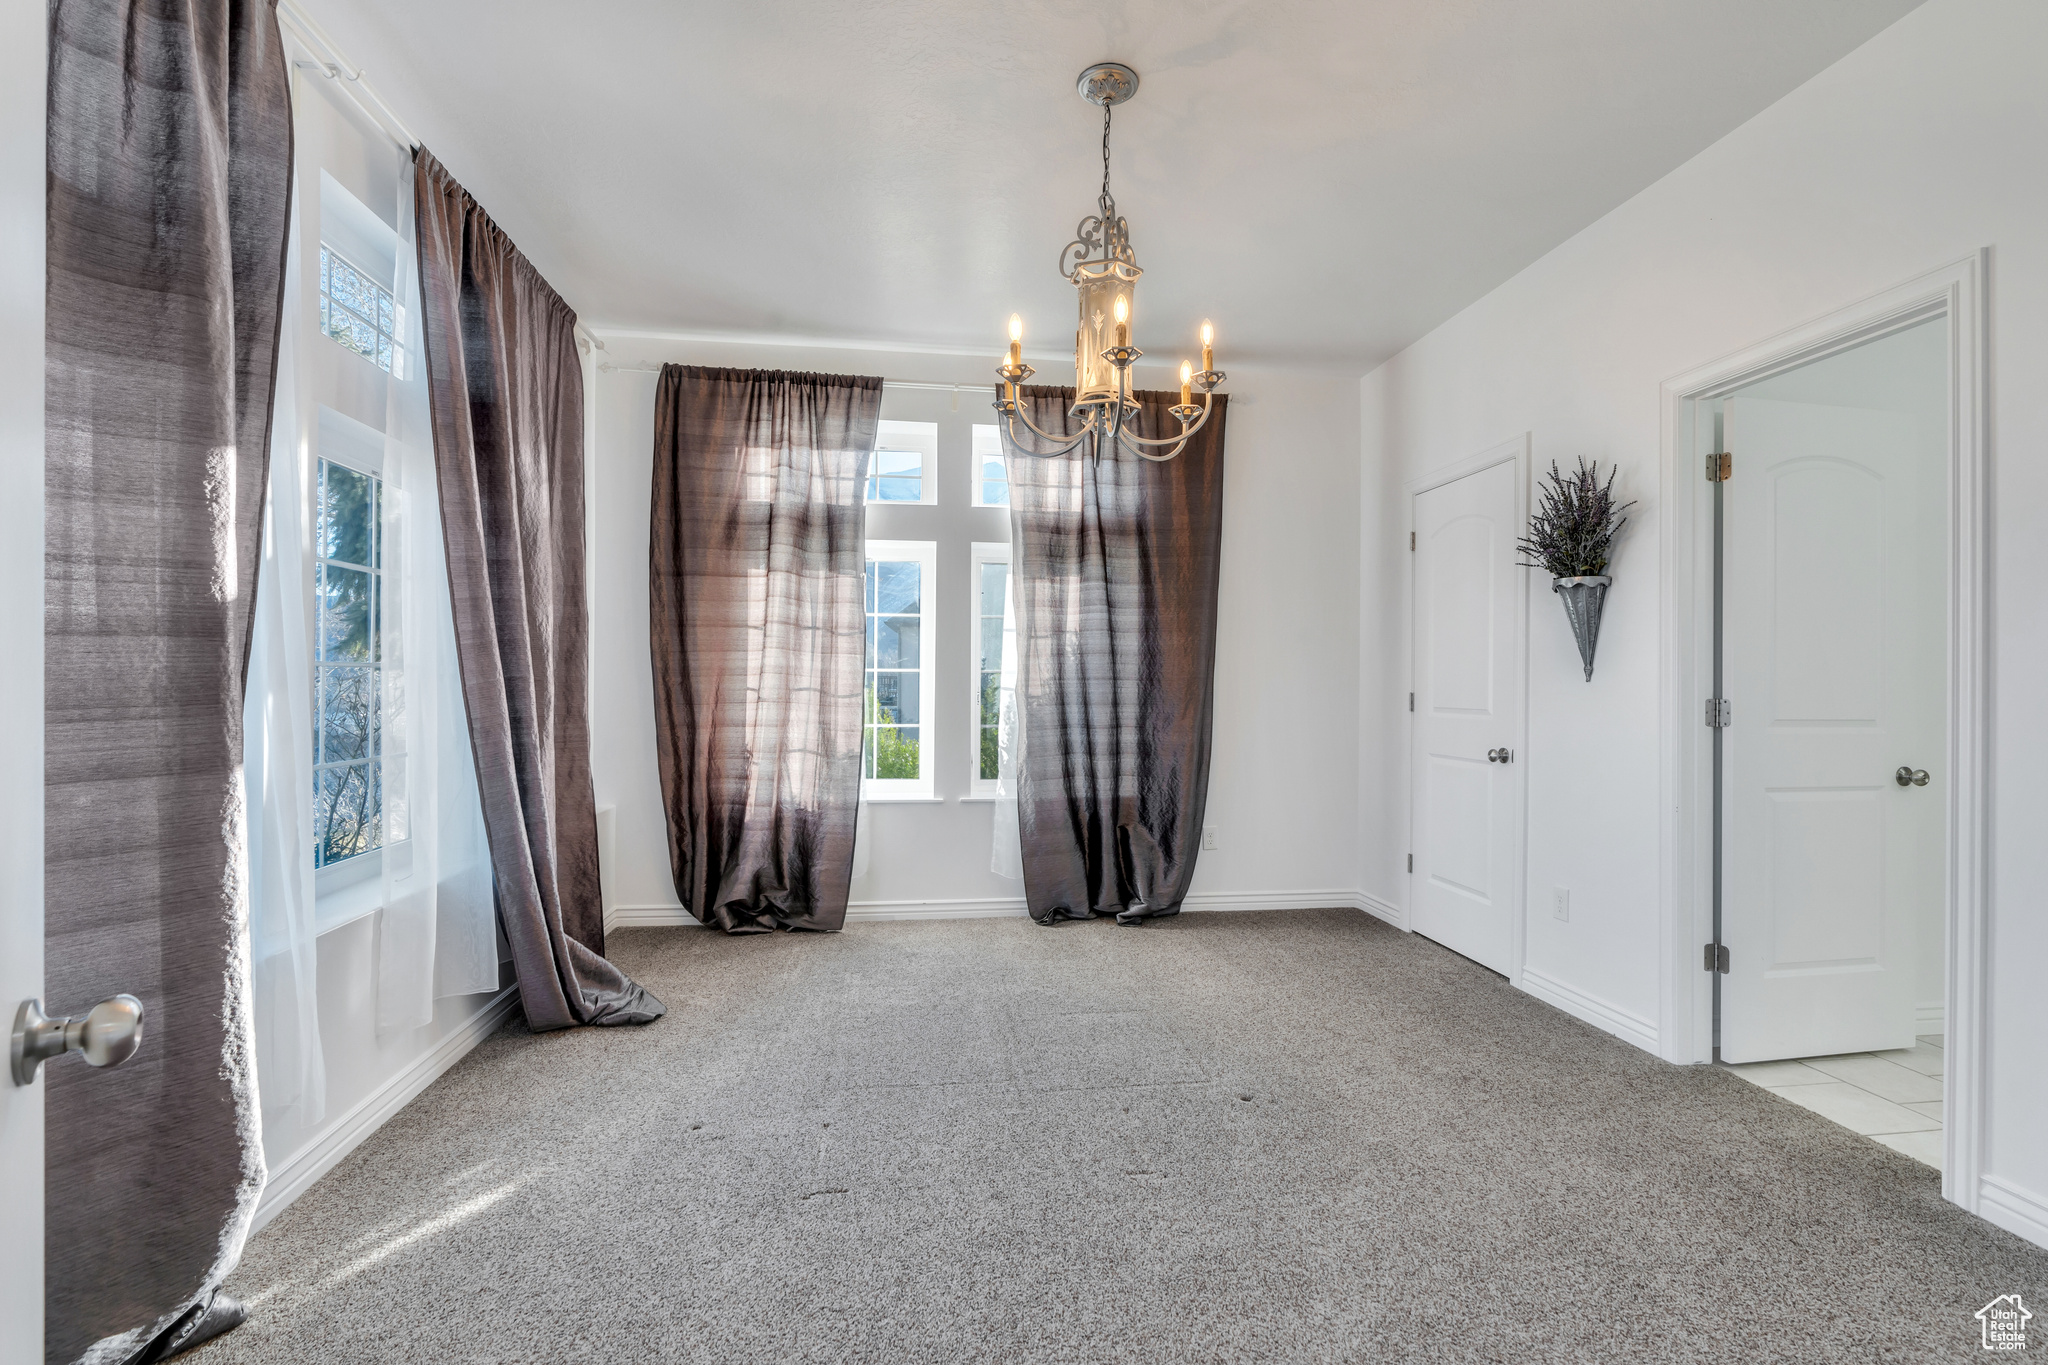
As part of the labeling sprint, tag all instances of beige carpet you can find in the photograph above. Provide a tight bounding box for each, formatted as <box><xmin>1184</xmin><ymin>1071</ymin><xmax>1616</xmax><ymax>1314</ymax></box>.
<box><xmin>195</xmin><ymin>908</ymin><xmax>2048</xmax><ymax>1363</ymax></box>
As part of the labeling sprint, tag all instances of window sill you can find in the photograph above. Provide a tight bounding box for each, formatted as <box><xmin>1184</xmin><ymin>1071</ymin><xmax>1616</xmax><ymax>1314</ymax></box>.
<box><xmin>860</xmin><ymin>794</ymin><xmax>945</xmax><ymax>804</ymax></box>
<box><xmin>314</xmin><ymin>879</ymin><xmax>384</xmax><ymax>938</ymax></box>
<box><xmin>957</xmin><ymin>794</ymin><xmax>1003</xmax><ymax>803</ymax></box>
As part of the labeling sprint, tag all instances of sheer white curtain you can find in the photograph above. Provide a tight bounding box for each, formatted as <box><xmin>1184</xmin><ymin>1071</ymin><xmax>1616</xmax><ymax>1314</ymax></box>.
<box><xmin>248</xmin><ymin>141</ymin><xmax>499</xmax><ymax>1142</ymax></box>
<box><xmin>991</xmin><ymin>564</ymin><xmax>1023</xmax><ymax>880</ymax></box>
<box><xmin>246</xmin><ymin>209</ymin><xmax>324</xmax><ymax>1130</ymax></box>
<box><xmin>372</xmin><ymin>155</ymin><xmax>497</xmax><ymax>1034</ymax></box>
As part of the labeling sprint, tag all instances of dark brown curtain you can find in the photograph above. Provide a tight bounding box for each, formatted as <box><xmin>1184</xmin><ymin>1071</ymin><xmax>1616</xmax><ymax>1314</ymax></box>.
<box><xmin>44</xmin><ymin>1</ymin><xmax>290</xmax><ymax>1360</ymax></box>
<box><xmin>413</xmin><ymin>151</ymin><xmax>661</xmax><ymax>1029</ymax></box>
<box><xmin>1006</xmin><ymin>386</ymin><xmax>1228</xmax><ymax>925</ymax></box>
<box><xmin>649</xmin><ymin>366</ymin><xmax>881</xmax><ymax>933</ymax></box>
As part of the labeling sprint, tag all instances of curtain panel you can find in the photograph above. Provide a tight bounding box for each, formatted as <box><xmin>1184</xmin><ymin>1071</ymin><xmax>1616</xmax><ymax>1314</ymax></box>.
<box><xmin>1005</xmin><ymin>386</ymin><xmax>1229</xmax><ymax>925</ymax></box>
<box><xmin>649</xmin><ymin>365</ymin><xmax>881</xmax><ymax>933</ymax></box>
<box><xmin>44</xmin><ymin>0</ymin><xmax>292</xmax><ymax>1359</ymax></box>
<box><xmin>412</xmin><ymin>151</ymin><xmax>661</xmax><ymax>1029</ymax></box>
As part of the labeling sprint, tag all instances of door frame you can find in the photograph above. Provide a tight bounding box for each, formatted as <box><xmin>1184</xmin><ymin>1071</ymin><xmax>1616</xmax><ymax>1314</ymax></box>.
<box><xmin>1406</xmin><ymin>434</ymin><xmax>1532</xmax><ymax>986</ymax></box>
<box><xmin>1657</xmin><ymin>253</ymin><xmax>1988</xmax><ymax>1208</ymax></box>
<box><xmin>0</xmin><ymin>0</ymin><xmax>43</xmax><ymax>1355</ymax></box>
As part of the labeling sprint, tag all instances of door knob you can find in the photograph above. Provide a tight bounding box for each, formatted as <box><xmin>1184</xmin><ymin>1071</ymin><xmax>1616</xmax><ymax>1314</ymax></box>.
<box><xmin>1894</xmin><ymin>766</ymin><xmax>1930</xmax><ymax>788</ymax></box>
<box><xmin>1487</xmin><ymin>748</ymin><xmax>1513</xmax><ymax>764</ymax></box>
<box><xmin>11</xmin><ymin>994</ymin><xmax>144</xmax><ymax>1086</ymax></box>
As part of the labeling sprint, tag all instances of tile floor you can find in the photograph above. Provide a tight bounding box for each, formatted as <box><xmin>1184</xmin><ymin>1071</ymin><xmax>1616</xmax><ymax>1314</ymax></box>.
<box><xmin>1723</xmin><ymin>1033</ymin><xmax>1946</xmax><ymax>1169</ymax></box>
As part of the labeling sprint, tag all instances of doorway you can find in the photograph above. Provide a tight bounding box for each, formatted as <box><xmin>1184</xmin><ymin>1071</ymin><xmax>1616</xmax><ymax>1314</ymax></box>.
<box><xmin>1661</xmin><ymin>255</ymin><xmax>1987</xmax><ymax>1202</ymax></box>
<box><xmin>1408</xmin><ymin>438</ymin><xmax>1528</xmax><ymax>979</ymax></box>
<box><xmin>1706</xmin><ymin>318</ymin><xmax>1950</xmax><ymax>1164</ymax></box>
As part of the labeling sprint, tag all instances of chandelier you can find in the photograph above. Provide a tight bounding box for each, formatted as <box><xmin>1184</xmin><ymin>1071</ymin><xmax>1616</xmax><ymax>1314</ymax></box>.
<box><xmin>994</xmin><ymin>62</ymin><xmax>1224</xmax><ymax>463</ymax></box>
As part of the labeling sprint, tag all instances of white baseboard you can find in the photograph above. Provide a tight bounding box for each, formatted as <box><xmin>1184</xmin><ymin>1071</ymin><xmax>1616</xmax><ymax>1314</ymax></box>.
<box><xmin>1916</xmin><ymin>1000</ymin><xmax>1946</xmax><ymax>1032</ymax></box>
<box><xmin>609</xmin><ymin>903</ymin><xmax>699</xmax><ymax>929</ymax></box>
<box><xmin>1356</xmin><ymin>892</ymin><xmax>1405</xmax><ymax>930</ymax></box>
<box><xmin>1178</xmin><ymin>889</ymin><xmax>1363</xmax><ymax>914</ymax></box>
<box><xmin>1978</xmin><ymin>1175</ymin><xmax>2048</xmax><ymax>1252</ymax></box>
<box><xmin>251</xmin><ymin>984</ymin><xmax>520</xmax><ymax>1235</ymax></box>
<box><xmin>609</xmin><ymin>890</ymin><xmax>1369</xmax><ymax>929</ymax></box>
<box><xmin>1517</xmin><ymin>964</ymin><xmax>1660</xmax><ymax>1056</ymax></box>
<box><xmin>848</xmin><ymin>897</ymin><xmax>1029</xmax><ymax>921</ymax></box>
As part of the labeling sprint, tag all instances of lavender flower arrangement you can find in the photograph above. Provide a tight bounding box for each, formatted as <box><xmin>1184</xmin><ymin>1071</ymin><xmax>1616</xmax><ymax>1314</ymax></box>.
<box><xmin>1517</xmin><ymin>458</ymin><xmax>1634</xmax><ymax>579</ymax></box>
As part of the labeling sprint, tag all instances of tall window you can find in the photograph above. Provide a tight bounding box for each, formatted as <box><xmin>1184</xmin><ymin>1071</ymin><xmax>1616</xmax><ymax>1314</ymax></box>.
<box><xmin>972</xmin><ymin>424</ymin><xmax>1009</xmax><ymax>506</ymax></box>
<box><xmin>863</xmin><ymin>539</ymin><xmax>937</xmax><ymax>797</ymax></box>
<box><xmin>315</xmin><ymin>457</ymin><xmax>383</xmax><ymax>865</ymax></box>
<box><xmin>865</xmin><ymin>419</ymin><xmax>938</xmax><ymax>505</ymax></box>
<box><xmin>319</xmin><ymin>243</ymin><xmax>400</xmax><ymax>374</ymax></box>
<box><xmin>969</xmin><ymin>543</ymin><xmax>1012</xmax><ymax>794</ymax></box>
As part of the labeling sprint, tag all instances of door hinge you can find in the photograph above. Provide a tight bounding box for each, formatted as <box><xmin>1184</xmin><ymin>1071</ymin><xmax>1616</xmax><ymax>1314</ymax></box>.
<box><xmin>1408</xmin><ymin>692</ymin><xmax>1414</xmax><ymax>712</ymax></box>
<box><xmin>1704</xmin><ymin>942</ymin><xmax>1730</xmax><ymax>974</ymax></box>
<box><xmin>1705</xmin><ymin>451</ymin><xmax>1732</xmax><ymax>482</ymax></box>
<box><xmin>1705</xmin><ymin>697</ymin><xmax>1731</xmax><ymax>728</ymax></box>
<box><xmin>1410</xmin><ymin>531</ymin><xmax>1416</xmax><ymax>550</ymax></box>
<box><xmin>1407</xmin><ymin>853</ymin><xmax>1413</xmax><ymax>873</ymax></box>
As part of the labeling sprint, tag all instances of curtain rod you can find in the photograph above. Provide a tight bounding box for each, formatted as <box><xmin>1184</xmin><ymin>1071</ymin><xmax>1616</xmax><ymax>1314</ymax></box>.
<box><xmin>277</xmin><ymin>0</ymin><xmax>422</xmax><ymax>153</ymax></box>
<box><xmin>594</xmin><ymin>360</ymin><xmax>996</xmax><ymax>394</ymax></box>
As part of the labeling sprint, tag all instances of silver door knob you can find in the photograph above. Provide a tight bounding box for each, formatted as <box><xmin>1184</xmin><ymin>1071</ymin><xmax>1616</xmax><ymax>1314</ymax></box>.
<box><xmin>1894</xmin><ymin>766</ymin><xmax>1930</xmax><ymax>788</ymax></box>
<box><xmin>11</xmin><ymin>995</ymin><xmax>144</xmax><ymax>1086</ymax></box>
<box><xmin>1487</xmin><ymin>748</ymin><xmax>1513</xmax><ymax>764</ymax></box>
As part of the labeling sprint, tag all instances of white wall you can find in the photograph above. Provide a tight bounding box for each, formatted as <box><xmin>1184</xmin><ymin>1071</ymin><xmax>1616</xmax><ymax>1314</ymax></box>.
<box><xmin>1357</xmin><ymin>0</ymin><xmax>2047</xmax><ymax>1245</ymax></box>
<box><xmin>588</xmin><ymin>336</ymin><xmax>1362</xmax><ymax>921</ymax></box>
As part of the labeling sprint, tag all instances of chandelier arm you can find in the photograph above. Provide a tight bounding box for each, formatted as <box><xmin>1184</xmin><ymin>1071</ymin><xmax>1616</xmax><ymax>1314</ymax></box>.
<box><xmin>1123</xmin><ymin>434</ymin><xmax>1191</xmax><ymax>463</ymax></box>
<box><xmin>1116</xmin><ymin>392</ymin><xmax>1215</xmax><ymax>446</ymax></box>
<box><xmin>1002</xmin><ymin>404</ymin><xmax>1097</xmax><ymax>455</ymax></box>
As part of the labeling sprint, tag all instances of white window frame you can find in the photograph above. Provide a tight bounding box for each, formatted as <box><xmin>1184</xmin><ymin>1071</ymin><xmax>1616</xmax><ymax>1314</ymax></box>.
<box><xmin>970</xmin><ymin>423</ymin><xmax>1010</xmax><ymax>508</ymax></box>
<box><xmin>310</xmin><ymin>421</ymin><xmax>387</xmax><ymax>911</ymax></box>
<box><xmin>862</xmin><ymin>538</ymin><xmax>939</xmax><ymax>801</ymax></box>
<box><xmin>968</xmin><ymin>541</ymin><xmax>1012</xmax><ymax>797</ymax></box>
<box><xmin>866</xmin><ymin>419</ymin><xmax>940</xmax><ymax>506</ymax></box>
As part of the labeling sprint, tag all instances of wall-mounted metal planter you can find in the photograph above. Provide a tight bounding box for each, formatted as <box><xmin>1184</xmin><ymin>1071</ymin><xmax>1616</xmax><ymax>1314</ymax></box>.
<box><xmin>1552</xmin><ymin>575</ymin><xmax>1610</xmax><ymax>681</ymax></box>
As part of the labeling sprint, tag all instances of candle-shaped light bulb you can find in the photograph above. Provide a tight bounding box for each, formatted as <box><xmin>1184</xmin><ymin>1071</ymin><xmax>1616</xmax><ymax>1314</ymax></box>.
<box><xmin>1006</xmin><ymin>313</ymin><xmax>1022</xmax><ymax>369</ymax></box>
<box><xmin>1114</xmin><ymin>293</ymin><xmax>1129</xmax><ymax>346</ymax></box>
<box><xmin>1180</xmin><ymin>360</ymin><xmax>1193</xmax><ymax>406</ymax></box>
<box><xmin>1200</xmin><ymin>320</ymin><xmax>1214</xmax><ymax>374</ymax></box>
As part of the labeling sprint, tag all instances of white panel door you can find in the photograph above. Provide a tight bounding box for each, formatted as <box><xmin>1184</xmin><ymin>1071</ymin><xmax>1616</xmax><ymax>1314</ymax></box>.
<box><xmin>1</xmin><ymin>0</ymin><xmax>44</xmax><ymax>1356</ymax></box>
<box><xmin>1411</xmin><ymin>458</ymin><xmax>1523</xmax><ymax>975</ymax></box>
<box><xmin>1720</xmin><ymin>397</ymin><xmax>1945</xmax><ymax>1063</ymax></box>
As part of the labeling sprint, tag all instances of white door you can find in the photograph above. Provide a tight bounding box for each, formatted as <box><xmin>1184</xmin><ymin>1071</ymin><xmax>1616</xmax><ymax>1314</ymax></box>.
<box><xmin>1</xmin><ymin>0</ymin><xmax>44</xmax><ymax>1354</ymax></box>
<box><xmin>1411</xmin><ymin>458</ymin><xmax>1524</xmax><ymax>976</ymax></box>
<box><xmin>1720</xmin><ymin>396</ymin><xmax>1945</xmax><ymax>1063</ymax></box>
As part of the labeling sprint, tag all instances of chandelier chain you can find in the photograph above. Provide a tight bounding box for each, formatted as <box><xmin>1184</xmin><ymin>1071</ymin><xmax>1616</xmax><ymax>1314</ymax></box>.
<box><xmin>1100</xmin><ymin>101</ymin><xmax>1113</xmax><ymax>216</ymax></box>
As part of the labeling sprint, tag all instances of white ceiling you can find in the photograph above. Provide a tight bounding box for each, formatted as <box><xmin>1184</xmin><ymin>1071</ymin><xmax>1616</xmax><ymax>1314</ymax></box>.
<box><xmin>311</xmin><ymin>0</ymin><xmax>1922</xmax><ymax>371</ymax></box>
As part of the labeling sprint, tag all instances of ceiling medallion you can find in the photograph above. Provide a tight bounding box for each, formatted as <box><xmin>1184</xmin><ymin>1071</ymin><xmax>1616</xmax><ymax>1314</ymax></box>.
<box><xmin>994</xmin><ymin>62</ymin><xmax>1224</xmax><ymax>463</ymax></box>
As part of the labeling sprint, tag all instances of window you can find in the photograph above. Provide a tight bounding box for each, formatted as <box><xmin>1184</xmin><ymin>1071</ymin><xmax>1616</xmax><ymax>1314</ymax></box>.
<box><xmin>319</xmin><ymin>243</ymin><xmax>401</xmax><ymax>374</ymax></box>
<box><xmin>969</xmin><ymin>542</ymin><xmax>1012</xmax><ymax>795</ymax></box>
<box><xmin>863</xmin><ymin>539</ymin><xmax>937</xmax><ymax>798</ymax></box>
<box><xmin>972</xmin><ymin>424</ymin><xmax>1009</xmax><ymax>507</ymax></box>
<box><xmin>314</xmin><ymin>455</ymin><xmax>384</xmax><ymax>865</ymax></box>
<box><xmin>866</xmin><ymin>419</ymin><xmax>938</xmax><ymax>504</ymax></box>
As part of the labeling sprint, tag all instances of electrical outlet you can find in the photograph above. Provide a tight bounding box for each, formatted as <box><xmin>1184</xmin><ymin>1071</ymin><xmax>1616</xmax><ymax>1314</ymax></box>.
<box><xmin>1202</xmin><ymin>827</ymin><xmax>1218</xmax><ymax>851</ymax></box>
<box><xmin>1553</xmin><ymin>887</ymin><xmax>1570</xmax><ymax>922</ymax></box>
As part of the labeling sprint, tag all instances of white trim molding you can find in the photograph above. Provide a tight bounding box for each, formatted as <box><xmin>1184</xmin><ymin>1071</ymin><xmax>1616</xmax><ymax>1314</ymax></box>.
<box><xmin>1656</xmin><ymin>253</ymin><xmax>1989</xmax><ymax>1212</ymax></box>
<box><xmin>1977</xmin><ymin>1177</ymin><xmax>2048</xmax><ymax>1251</ymax></box>
<box><xmin>251</xmin><ymin>984</ymin><xmax>520</xmax><ymax>1235</ymax></box>
<box><xmin>1518</xmin><ymin>965</ymin><xmax>1661</xmax><ymax>1055</ymax></box>
<box><xmin>608</xmin><ymin>891</ymin><xmax>1376</xmax><ymax>930</ymax></box>
<box><xmin>1356</xmin><ymin>892</ymin><xmax>1406</xmax><ymax>930</ymax></box>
